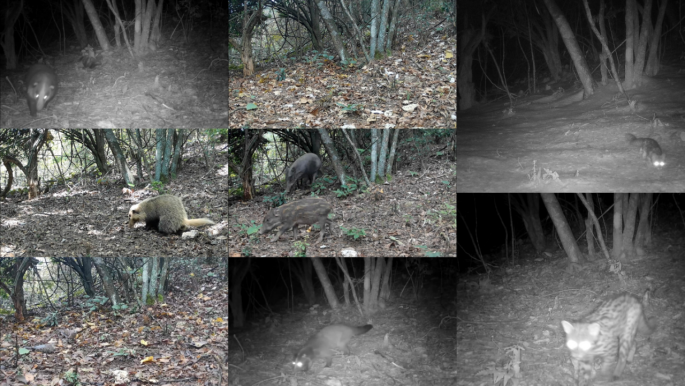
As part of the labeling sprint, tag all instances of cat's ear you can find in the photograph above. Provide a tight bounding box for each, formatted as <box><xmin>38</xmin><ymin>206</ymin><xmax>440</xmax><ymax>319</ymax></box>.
<box><xmin>561</xmin><ymin>320</ymin><xmax>573</xmax><ymax>334</ymax></box>
<box><xmin>588</xmin><ymin>323</ymin><xmax>600</xmax><ymax>336</ymax></box>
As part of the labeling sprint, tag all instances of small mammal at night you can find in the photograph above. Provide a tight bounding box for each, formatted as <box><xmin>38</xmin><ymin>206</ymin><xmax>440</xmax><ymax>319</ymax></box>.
<box><xmin>128</xmin><ymin>194</ymin><xmax>215</xmax><ymax>234</ymax></box>
<box><xmin>25</xmin><ymin>64</ymin><xmax>58</xmax><ymax>117</ymax></box>
<box><xmin>292</xmin><ymin>324</ymin><xmax>373</xmax><ymax>371</ymax></box>
<box><xmin>625</xmin><ymin>133</ymin><xmax>665</xmax><ymax>168</ymax></box>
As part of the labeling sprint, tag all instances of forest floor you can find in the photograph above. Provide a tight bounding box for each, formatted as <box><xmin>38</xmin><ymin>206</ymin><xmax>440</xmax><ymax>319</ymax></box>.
<box><xmin>0</xmin><ymin>158</ymin><xmax>225</xmax><ymax>257</ymax></box>
<box><xmin>229</xmin><ymin>34</ymin><xmax>457</xmax><ymax>128</ymax></box>
<box><xmin>233</xmin><ymin>151</ymin><xmax>456</xmax><ymax>257</ymax></box>
<box><xmin>456</xmin><ymin>64</ymin><xmax>685</xmax><ymax>192</ymax></box>
<box><xmin>0</xmin><ymin>274</ymin><xmax>228</xmax><ymax>385</ymax></box>
<box><xmin>457</xmin><ymin>230</ymin><xmax>683</xmax><ymax>385</ymax></box>
<box><xmin>0</xmin><ymin>42</ymin><xmax>228</xmax><ymax>129</ymax></box>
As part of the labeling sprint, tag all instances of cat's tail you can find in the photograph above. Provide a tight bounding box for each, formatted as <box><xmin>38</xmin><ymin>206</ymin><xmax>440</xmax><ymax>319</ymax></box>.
<box><xmin>639</xmin><ymin>288</ymin><xmax>654</xmax><ymax>334</ymax></box>
<box><xmin>641</xmin><ymin>288</ymin><xmax>651</xmax><ymax>306</ymax></box>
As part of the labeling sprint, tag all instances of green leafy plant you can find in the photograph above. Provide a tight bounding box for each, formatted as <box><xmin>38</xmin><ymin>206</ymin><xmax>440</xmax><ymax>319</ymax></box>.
<box><xmin>110</xmin><ymin>348</ymin><xmax>136</xmax><ymax>357</ymax></box>
<box><xmin>307</xmin><ymin>179</ymin><xmax>327</xmax><ymax>195</ymax></box>
<box><xmin>334</xmin><ymin>184</ymin><xmax>357</xmax><ymax>197</ymax></box>
<box><xmin>151</xmin><ymin>181</ymin><xmax>165</xmax><ymax>193</ymax></box>
<box><xmin>337</xmin><ymin>103</ymin><xmax>364</xmax><ymax>113</ymax></box>
<box><xmin>332</xmin><ymin>175</ymin><xmax>364</xmax><ymax>197</ymax></box>
<box><xmin>315</xmin><ymin>175</ymin><xmax>336</xmax><ymax>188</ymax></box>
<box><xmin>232</xmin><ymin>220</ymin><xmax>262</xmax><ymax>239</ymax></box>
<box><xmin>425</xmin><ymin>203</ymin><xmax>456</xmax><ymax>227</ymax></box>
<box><xmin>63</xmin><ymin>370</ymin><xmax>81</xmax><ymax>386</ymax></box>
<box><xmin>82</xmin><ymin>295</ymin><xmax>109</xmax><ymax>313</ymax></box>
<box><xmin>111</xmin><ymin>303</ymin><xmax>129</xmax><ymax>317</ymax></box>
<box><xmin>339</xmin><ymin>58</ymin><xmax>358</xmax><ymax>69</ymax></box>
<box><xmin>291</xmin><ymin>241</ymin><xmax>308</xmax><ymax>257</ymax></box>
<box><xmin>41</xmin><ymin>312</ymin><xmax>60</xmax><ymax>327</ymax></box>
<box><xmin>263</xmin><ymin>193</ymin><xmax>287</xmax><ymax>207</ymax></box>
<box><xmin>305</xmin><ymin>50</ymin><xmax>334</xmax><ymax>67</ymax></box>
<box><xmin>341</xmin><ymin>227</ymin><xmax>367</xmax><ymax>240</ymax></box>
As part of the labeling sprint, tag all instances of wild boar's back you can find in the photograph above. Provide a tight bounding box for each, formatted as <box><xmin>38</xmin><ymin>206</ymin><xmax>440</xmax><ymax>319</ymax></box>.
<box><xmin>259</xmin><ymin>198</ymin><xmax>333</xmax><ymax>243</ymax></box>
<box><xmin>285</xmin><ymin>153</ymin><xmax>322</xmax><ymax>193</ymax></box>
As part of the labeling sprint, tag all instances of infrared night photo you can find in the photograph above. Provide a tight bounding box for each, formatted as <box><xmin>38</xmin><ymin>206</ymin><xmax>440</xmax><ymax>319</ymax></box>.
<box><xmin>457</xmin><ymin>193</ymin><xmax>684</xmax><ymax>384</ymax></box>
<box><xmin>456</xmin><ymin>0</ymin><xmax>684</xmax><ymax>192</ymax></box>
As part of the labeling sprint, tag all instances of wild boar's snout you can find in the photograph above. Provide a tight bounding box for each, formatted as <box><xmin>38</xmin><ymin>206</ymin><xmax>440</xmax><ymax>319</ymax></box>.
<box><xmin>259</xmin><ymin>207</ymin><xmax>281</xmax><ymax>234</ymax></box>
<box><xmin>285</xmin><ymin>153</ymin><xmax>322</xmax><ymax>193</ymax></box>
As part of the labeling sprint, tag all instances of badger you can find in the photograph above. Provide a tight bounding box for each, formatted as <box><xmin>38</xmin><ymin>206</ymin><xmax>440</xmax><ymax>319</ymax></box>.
<box><xmin>292</xmin><ymin>324</ymin><xmax>373</xmax><ymax>371</ymax></box>
<box><xmin>25</xmin><ymin>64</ymin><xmax>58</xmax><ymax>117</ymax></box>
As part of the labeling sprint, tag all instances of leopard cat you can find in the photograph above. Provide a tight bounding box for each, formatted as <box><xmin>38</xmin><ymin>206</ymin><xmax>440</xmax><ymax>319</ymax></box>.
<box><xmin>561</xmin><ymin>291</ymin><xmax>652</xmax><ymax>386</ymax></box>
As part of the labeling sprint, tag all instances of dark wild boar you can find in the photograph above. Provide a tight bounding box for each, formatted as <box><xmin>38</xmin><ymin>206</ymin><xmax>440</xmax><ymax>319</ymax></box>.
<box><xmin>285</xmin><ymin>153</ymin><xmax>322</xmax><ymax>193</ymax></box>
<box><xmin>260</xmin><ymin>198</ymin><xmax>333</xmax><ymax>243</ymax></box>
